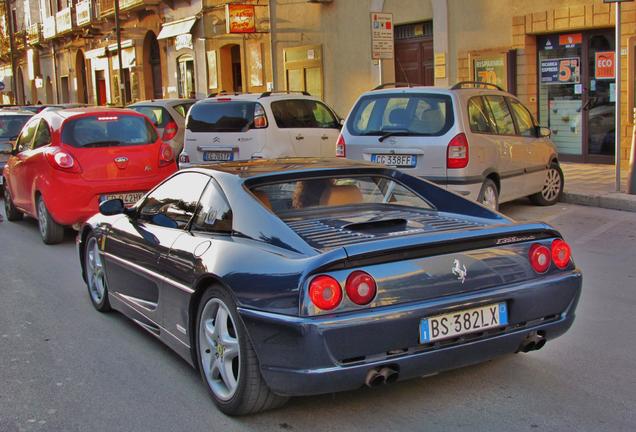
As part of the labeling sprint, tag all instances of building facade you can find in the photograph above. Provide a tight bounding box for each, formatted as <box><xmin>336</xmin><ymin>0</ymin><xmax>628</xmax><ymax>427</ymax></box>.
<box><xmin>0</xmin><ymin>0</ymin><xmax>633</xmax><ymax>165</ymax></box>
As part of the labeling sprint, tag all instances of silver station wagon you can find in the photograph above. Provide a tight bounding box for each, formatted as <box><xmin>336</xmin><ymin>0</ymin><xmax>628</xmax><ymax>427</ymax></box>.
<box><xmin>338</xmin><ymin>82</ymin><xmax>563</xmax><ymax>210</ymax></box>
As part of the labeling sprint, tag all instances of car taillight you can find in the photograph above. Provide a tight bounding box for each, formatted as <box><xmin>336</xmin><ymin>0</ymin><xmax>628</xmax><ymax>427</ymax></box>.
<box><xmin>447</xmin><ymin>133</ymin><xmax>469</xmax><ymax>169</ymax></box>
<box><xmin>45</xmin><ymin>149</ymin><xmax>81</xmax><ymax>173</ymax></box>
<box><xmin>253</xmin><ymin>103</ymin><xmax>268</xmax><ymax>128</ymax></box>
<box><xmin>162</xmin><ymin>120</ymin><xmax>178</xmax><ymax>141</ymax></box>
<box><xmin>551</xmin><ymin>239</ymin><xmax>571</xmax><ymax>269</ymax></box>
<box><xmin>345</xmin><ymin>271</ymin><xmax>377</xmax><ymax>305</ymax></box>
<box><xmin>309</xmin><ymin>275</ymin><xmax>342</xmax><ymax>311</ymax></box>
<box><xmin>159</xmin><ymin>142</ymin><xmax>174</xmax><ymax>167</ymax></box>
<box><xmin>529</xmin><ymin>244</ymin><xmax>551</xmax><ymax>273</ymax></box>
<box><xmin>336</xmin><ymin>134</ymin><xmax>346</xmax><ymax>157</ymax></box>
<box><xmin>178</xmin><ymin>152</ymin><xmax>190</xmax><ymax>164</ymax></box>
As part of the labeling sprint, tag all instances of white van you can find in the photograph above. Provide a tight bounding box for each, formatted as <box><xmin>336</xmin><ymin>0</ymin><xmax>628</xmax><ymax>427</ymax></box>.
<box><xmin>179</xmin><ymin>92</ymin><xmax>341</xmax><ymax>167</ymax></box>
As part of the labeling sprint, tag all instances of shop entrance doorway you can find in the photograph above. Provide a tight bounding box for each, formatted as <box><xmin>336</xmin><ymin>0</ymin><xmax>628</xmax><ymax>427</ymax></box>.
<box><xmin>538</xmin><ymin>30</ymin><xmax>615</xmax><ymax>163</ymax></box>
<box><xmin>220</xmin><ymin>44</ymin><xmax>242</xmax><ymax>93</ymax></box>
<box><xmin>144</xmin><ymin>31</ymin><xmax>163</xmax><ymax>99</ymax></box>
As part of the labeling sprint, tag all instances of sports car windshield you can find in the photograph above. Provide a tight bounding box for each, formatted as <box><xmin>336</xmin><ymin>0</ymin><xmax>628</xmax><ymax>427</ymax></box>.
<box><xmin>251</xmin><ymin>176</ymin><xmax>432</xmax><ymax>214</ymax></box>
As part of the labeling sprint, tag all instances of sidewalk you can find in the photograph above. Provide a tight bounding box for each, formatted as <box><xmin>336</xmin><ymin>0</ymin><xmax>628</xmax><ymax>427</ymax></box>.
<box><xmin>561</xmin><ymin>162</ymin><xmax>636</xmax><ymax>212</ymax></box>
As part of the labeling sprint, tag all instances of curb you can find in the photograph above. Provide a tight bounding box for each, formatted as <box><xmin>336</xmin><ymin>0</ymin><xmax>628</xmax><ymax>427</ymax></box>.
<box><xmin>560</xmin><ymin>190</ymin><xmax>636</xmax><ymax>213</ymax></box>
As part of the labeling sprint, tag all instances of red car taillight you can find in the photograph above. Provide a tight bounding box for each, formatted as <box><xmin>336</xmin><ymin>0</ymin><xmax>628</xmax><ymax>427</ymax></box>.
<box><xmin>253</xmin><ymin>103</ymin><xmax>268</xmax><ymax>128</ymax></box>
<box><xmin>45</xmin><ymin>149</ymin><xmax>81</xmax><ymax>173</ymax></box>
<box><xmin>551</xmin><ymin>239</ymin><xmax>572</xmax><ymax>269</ymax></box>
<box><xmin>309</xmin><ymin>275</ymin><xmax>342</xmax><ymax>311</ymax></box>
<box><xmin>162</xmin><ymin>120</ymin><xmax>178</xmax><ymax>142</ymax></box>
<box><xmin>447</xmin><ymin>133</ymin><xmax>469</xmax><ymax>169</ymax></box>
<box><xmin>345</xmin><ymin>271</ymin><xmax>377</xmax><ymax>305</ymax></box>
<box><xmin>159</xmin><ymin>142</ymin><xmax>174</xmax><ymax>167</ymax></box>
<box><xmin>529</xmin><ymin>244</ymin><xmax>551</xmax><ymax>273</ymax></box>
<box><xmin>336</xmin><ymin>134</ymin><xmax>346</xmax><ymax>157</ymax></box>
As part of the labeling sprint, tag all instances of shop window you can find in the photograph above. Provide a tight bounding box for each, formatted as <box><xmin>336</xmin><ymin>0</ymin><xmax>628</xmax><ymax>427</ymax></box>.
<box><xmin>178</xmin><ymin>55</ymin><xmax>195</xmax><ymax>98</ymax></box>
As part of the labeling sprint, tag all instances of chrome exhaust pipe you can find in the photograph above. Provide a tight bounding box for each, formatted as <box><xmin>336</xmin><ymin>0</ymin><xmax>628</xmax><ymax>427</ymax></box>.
<box><xmin>365</xmin><ymin>369</ymin><xmax>385</xmax><ymax>388</ymax></box>
<box><xmin>378</xmin><ymin>367</ymin><xmax>399</xmax><ymax>384</ymax></box>
<box><xmin>519</xmin><ymin>332</ymin><xmax>546</xmax><ymax>353</ymax></box>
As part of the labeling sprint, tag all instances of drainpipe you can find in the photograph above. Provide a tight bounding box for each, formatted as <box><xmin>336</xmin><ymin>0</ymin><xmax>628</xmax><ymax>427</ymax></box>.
<box><xmin>114</xmin><ymin>0</ymin><xmax>125</xmax><ymax>107</ymax></box>
<box><xmin>5</xmin><ymin>0</ymin><xmax>19</xmax><ymax>103</ymax></box>
<box><xmin>268</xmin><ymin>0</ymin><xmax>276</xmax><ymax>90</ymax></box>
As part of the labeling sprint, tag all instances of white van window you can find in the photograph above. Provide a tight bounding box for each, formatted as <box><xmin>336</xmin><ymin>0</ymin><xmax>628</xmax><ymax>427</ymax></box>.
<box><xmin>187</xmin><ymin>101</ymin><xmax>256</xmax><ymax>133</ymax></box>
<box><xmin>270</xmin><ymin>100</ymin><xmax>339</xmax><ymax>129</ymax></box>
<box><xmin>347</xmin><ymin>93</ymin><xmax>453</xmax><ymax>137</ymax></box>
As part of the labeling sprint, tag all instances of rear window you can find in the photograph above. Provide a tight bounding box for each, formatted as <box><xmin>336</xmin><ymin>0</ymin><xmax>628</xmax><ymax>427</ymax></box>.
<box><xmin>0</xmin><ymin>115</ymin><xmax>31</xmax><ymax>139</ymax></box>
<box><xmin>270</xmin><ymin>99</ymin><xmax>339</xmax><ymax>128</ymax></box>
<box><xmin>129</xmin><ymin>105</ymin><xmax>171</xmax><ymax>128</ymax></box>
<box><xmin>187</xmin><ymin>101</ymin><xmax>256</xmax><ymax>133</ymax></box>
<box><xmin>347</xmin><ymin>93</ymin><xmax>453</xmax><ymax>136</ymax></box>
<box><xmin>251</xmin><ymin>175</ymin><xmax>432</xmax><ymax>214</ymax></box>
<box><xmin>61</xmin><ymin>115</ymin><xmax>158</xmax><ymax>148</ymax></box>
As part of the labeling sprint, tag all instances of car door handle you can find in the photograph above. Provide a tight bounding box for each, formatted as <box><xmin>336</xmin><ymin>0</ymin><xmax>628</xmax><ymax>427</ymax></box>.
<box><xmin>295</xmin><ymin>135</ymin><xmax>304</xmax><ymax>140</ymax></box>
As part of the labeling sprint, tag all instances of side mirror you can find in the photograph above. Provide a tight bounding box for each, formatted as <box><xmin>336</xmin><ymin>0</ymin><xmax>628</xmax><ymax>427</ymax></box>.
<box><xmin>99</xmin><ymin>199</ymin><xmax>125</xmax><ymax>216</ymax></box>
<box><xmin>537</xmin><ymin>126</ymin><xmax>552</xmax><ymax>138</ymax></box>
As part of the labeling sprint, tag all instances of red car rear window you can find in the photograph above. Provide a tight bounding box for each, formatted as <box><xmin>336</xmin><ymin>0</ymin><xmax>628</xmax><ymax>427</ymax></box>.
<box><xmin>61</xmin><ymin>115</ymin><xmax>158</xmax><ymax>148</ymax></box>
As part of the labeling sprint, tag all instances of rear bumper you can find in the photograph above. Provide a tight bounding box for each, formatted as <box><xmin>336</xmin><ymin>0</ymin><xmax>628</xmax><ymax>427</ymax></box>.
<box><xmin>42</xmin><ymin>170</ymin><xmax>173</xmax><ymax>225</ymax></box>
<box><xmin>239</xmin><ymin>270</ymin><xmax>582</xmax><ymax>396</ymax></box>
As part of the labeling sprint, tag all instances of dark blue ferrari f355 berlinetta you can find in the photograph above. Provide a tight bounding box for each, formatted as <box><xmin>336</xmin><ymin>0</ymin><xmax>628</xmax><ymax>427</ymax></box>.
<box><xmin>77</xmin><ymin>158</ymin><xmax>581</xmax><ymax>415</ymax></box>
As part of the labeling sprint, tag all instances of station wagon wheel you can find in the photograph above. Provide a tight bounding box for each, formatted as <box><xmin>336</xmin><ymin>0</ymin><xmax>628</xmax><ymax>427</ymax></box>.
<box><xmin>530</xmin><ymin>163</ymin><xmax>564</xmax><ymax>206</ymax></box>
<box><xmin>85</xmin><ymin>234</ymin><xmax>111</xmax><ymax>312</ymax></box>
<box><xmin>478</xmin><ymin>179</ymin><xmax>499</xmax><ymax>211</ymax></box>
<box><xmin>196</xmin><ymin>287</ymin><xmax>288</xmax><ymax>415</ymax></box>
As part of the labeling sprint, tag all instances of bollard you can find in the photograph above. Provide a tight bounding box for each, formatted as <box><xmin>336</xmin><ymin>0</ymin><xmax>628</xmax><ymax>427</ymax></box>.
<box><xmin>629</xmin><ymin>108</ymin><xmax>636</xmax><ymax>194</ymax></box>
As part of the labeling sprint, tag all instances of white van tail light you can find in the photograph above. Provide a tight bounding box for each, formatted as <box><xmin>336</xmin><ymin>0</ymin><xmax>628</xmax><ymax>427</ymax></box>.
<box><xmin>253</xmin><ymin>104</ymin><xmax>268</xmax><ymax>128</ymax></box>
<box><xmin>447</xmin><ymin>133</ymin><xmax>469</xmax><ymax>169</ymax></box>
<box><xmin>336</xmin><ymin>134</ymin><xmax>346</xmax><ymax>157</ymax></box>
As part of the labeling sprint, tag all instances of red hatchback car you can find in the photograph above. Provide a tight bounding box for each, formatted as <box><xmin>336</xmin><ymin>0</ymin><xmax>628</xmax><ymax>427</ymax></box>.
<box><xmin>3</xmin><ymin>108</ymin><xmax>177</xmax><ymax>244</ymax></box>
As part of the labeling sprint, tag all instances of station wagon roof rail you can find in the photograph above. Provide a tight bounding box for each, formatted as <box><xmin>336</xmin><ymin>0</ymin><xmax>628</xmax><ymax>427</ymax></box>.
<box><xmin>372</xmin><ymin>82</ymin><xmax>414</xmax><ymax>91</ymax></box>
<box><xmin>449</xmin><ymin>81</ymin><xmax>505</xmax><ymax>92</ymax></box>
<box><xmin>258</xmin><ymin>90</ymin><xmax>311</xmax><ymax>98</ymax></box>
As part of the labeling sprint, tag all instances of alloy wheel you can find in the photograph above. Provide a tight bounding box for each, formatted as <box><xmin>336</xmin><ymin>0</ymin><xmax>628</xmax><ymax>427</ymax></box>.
<box><xmin>37</xmin><ymin>198</ymin><xmax>48</xmax><ymax>239</ymax></box>
<box><xmin>481</xmin><ymin>185</ymin><xmax>498</xmax><ymax>210</ymax></box>
<box><xmin>541</xmin><ymin>168</ymin><xmax>562</xmax><ymax>202</ymax></box>
<box><xmin>86</xmin><ymin>237</ymin><xmax>107</xmax><ymax>304</ymax></box>
<box><xmin>199</xmin><ymin>298</ymin><xmax>241</xmax><ymax>401</ymax></box>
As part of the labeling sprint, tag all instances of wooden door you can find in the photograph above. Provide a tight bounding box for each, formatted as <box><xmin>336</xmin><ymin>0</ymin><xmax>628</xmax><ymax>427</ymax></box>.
<box><xmin>394</xmin><ymin>37</ymin><xmax>434</xmax><ymax>86</ymax></box>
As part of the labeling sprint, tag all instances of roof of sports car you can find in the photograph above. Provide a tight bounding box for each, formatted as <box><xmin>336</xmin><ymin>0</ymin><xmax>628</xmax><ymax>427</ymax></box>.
<box><xmin>190</xmin><ymin>158</ymin><xmax>381</xmax><ymax>179</ymax></box>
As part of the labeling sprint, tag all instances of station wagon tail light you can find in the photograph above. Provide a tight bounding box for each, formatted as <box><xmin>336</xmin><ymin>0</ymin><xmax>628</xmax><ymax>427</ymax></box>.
<box><xmin>309</xmin><ymin>275</ymin><xmax>342</xmax><ymax>311</ymax></box>
<box><xmin>529</xmin><ymin>244</ymin><xmax>551</xmax><ymax>273</ymax></box>
<box><xmin>336</xmin><ymin>134</ymin><xmax>346</xmax><ymax>157</ymax></box>
<box><xmin>45</xmin><ymin>149</ymin><xmax>81</xmax><ymax>173</ymax></box>
<box><xmin>345</xmin><ymin>271</ymin><xmax>377</xmax><ymax>305</ymax></box>
<box><xmin>551</xmin><ymin>239</ymin><xmax>571</xmax><ymax>269</ymax></box>
<box><xmin>447</xmin><ymin>133</ymin><xmax>469</xmax><ymax>169</ymax></box>
<box><xmin>159</xmin><ymin>142</ymin><xmax>174</xmax><ymax>167</ymax></box>
<box><xmin>253</xmin><ymin>104</ymin><xmax>268</xmax><ymax>128</ymax></box>
<box><xmin>162</xmin><ymin>120</ymin><xmax>178</xmax><ymax>141</ymax></box>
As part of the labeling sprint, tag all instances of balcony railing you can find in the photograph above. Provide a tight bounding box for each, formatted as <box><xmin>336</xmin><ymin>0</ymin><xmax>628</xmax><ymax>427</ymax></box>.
<box><xmin>97</xmin><ymin>0</ymin><xmax>160</xmax><ymax>18</ymax></box>
<box><xmin>14</xmin><ymin>31</ymin><xmax>26</xmax><ymax>50</ymax></box>
<box><xmin>27</xmin><ymin>23</ymin><xmax>42</xmax><ymax>45</ymax></box>
<box><xmin>56</xmin><ymin>6</ymin><xmax>76</xmax><ymax>35</ymax></box>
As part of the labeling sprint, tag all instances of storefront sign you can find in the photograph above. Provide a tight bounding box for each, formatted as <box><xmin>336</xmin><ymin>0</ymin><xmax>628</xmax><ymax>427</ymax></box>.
<box><xmin>370</xmin><ymin>12</ymin><xmax>394</xmax><ymax>60</ymax></box>
<box><xmin>76</xmin><ymin>1</ymin><xmax>92</xmax><ymax>27</ymax></box>
<box><xmin>540</xmin><ymin>57</ymin><xmax>580</xmax><ymax>84</ymax></box>
<box><xmin>595</xmin><ymin>51</ymin><xmax>615</xmax><ymax>79</ymax></box>
<box><xmin>225</xmin><ymin>4</ymin><xmax>256</xmax><ymax>34</ymax></box>
<box><xmin>175</xmin><ymin>33</ymin><xmax>193</xmax><ymax>51</ymax></box>
<box><xmin>559</xmin><ymin>33</ymin><xmax>582</xmax><ymax>48</ymax></box>
<box><xmin>474</xmin><ymin>56</ymin><xmax>506</xmax><ymax>90</ymax></box>
<box><xmin>35</xmin><ymin>77</ymin><xmax>43</xmax><ymax>89</ymax></box>
<box><xmin>435</xmin><ymin>52</ymin><xmax>446</xmax><ymax>79</ymax></box>
<box><xmin>541</xmin><ymin>35</ymin><xmax>558</xmax><ymax>51</ymax></box>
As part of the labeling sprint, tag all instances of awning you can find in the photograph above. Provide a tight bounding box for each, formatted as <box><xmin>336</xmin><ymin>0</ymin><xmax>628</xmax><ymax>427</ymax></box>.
<box><xmin>157</xmin><ymin>17</ymin><xmax>197</xmax><ymax>40</ymax></box>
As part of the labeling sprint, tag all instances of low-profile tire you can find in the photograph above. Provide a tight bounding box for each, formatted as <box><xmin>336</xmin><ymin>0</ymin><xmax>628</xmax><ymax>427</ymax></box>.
<box><xmin>84</xmin><ymin>233</ymin><xmax>111</xmax><ymax>312</ymax></box>
<box><xmin>36</xmin><ymin>195</ymin><xmax>64</xmax><ymax>244</ymax></box>
<box><xmin>530</xmin><ymin>163</ymin><xmax>564</xmax><ymax>206</ymax></box>
<box><xmin>195</xmin><ymin>286</ymin><xmax>288</xmax><ymax>416</ymax></box>
<box><xmin>477</xmin><ymin>178</ymin><xmax>499</xmax><ymax>211</ymax></box>
<box><xmin>3</xmin><ymin>186</ymin><xmax>23</xmax><ymax>222</ymax></box>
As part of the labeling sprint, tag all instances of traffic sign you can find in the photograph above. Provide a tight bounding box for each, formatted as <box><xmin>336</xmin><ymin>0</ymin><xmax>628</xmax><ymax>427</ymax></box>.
<box><xmin>370</xmin><ymin>13</ymin><xmax>394</xmax><ymax>60</ymax></box>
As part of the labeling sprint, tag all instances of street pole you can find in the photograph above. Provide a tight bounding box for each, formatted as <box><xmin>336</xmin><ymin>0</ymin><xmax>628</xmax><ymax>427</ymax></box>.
<box><xmin>615</xmin><ymin>3</ymin><xmax>622</xmax><ymax>192</ymax></box>
<box><xmin>628</xmin><ymin>108</ymin><xmax>636</xmax><ymax>193</ymax></box>
<box><xmin>5</xmin><ymin>0</ymin><xmax>19</xmax><ymax>104</ymax></box>
<box><xmin>114</xmin><ymin>0</ymin><xmax>125</xmax><ymax>107</ymax></box>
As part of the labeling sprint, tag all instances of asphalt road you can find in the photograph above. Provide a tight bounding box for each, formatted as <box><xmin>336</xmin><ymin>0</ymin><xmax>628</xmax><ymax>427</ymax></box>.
<box><xmin>1</xmin><ymin>199</ymin><xmax>635</xmax><ymax>432</ymax></box>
